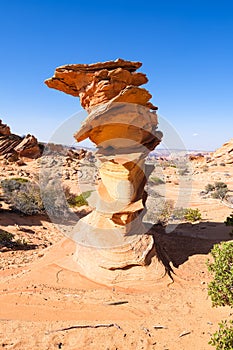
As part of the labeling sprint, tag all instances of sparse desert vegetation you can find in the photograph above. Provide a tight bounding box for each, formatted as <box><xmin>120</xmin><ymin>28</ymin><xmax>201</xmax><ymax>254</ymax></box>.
<box><xmin>209</xmin><ymin>320</ymin><xmax>233</xmax><ymax>350</ymax></box>
<box><xmin>0</xmin><ymin>141</ymin><xmax>233</xmax><ymax>350</ymax></box>
<box><xmin>204</xmin><ymin>182</ymin><xmax>229</xmax><ymax>200</ymax></box>
<box><xmin>207</xmin><ymin>241</ymin><xmax>233</xmax><ymax>349</ymax></box>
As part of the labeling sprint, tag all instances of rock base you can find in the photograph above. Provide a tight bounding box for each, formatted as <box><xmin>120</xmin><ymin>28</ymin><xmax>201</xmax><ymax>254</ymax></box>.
<box><xmin>72</xmin><ymin>237</ymin><xmax>168</xmax><ymax>288</ymax></box>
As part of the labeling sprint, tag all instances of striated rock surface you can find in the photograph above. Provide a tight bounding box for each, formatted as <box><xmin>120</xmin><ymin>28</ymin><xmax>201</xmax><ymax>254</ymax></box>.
<box><xmin>0</xmin><ymin>120</ymin><xmax>11</xmax><ymax>136</ymax></box>
<box><xmin>0</xmin><ymin>120</ymin><xmax>41</xmax><ymax>161</ymax></box>
<box><xmin>45</xmin><ymin>58</ymin><xmax>157</xmax><ymax>111</ymax></box>
<box><xmin>209</xmin><ymin>138</ymin><xmax>233</xmax><ymax>164</ymax></box>
<box><xmin>14</xmin><ymin>135</ymin><xmax>41</xmax><ymax>158</ymax></box>
<box><xmin>45</xmin><ymin>59</ymin><xmax>164</xmax><ymax>284</ymax></box>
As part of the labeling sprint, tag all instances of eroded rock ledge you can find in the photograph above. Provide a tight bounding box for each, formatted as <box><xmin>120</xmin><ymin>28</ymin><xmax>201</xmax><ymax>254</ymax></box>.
<box><xmin>45</xmin><ymin>58</ymin><xmax>157</xmax><ymax>111</ymax></box>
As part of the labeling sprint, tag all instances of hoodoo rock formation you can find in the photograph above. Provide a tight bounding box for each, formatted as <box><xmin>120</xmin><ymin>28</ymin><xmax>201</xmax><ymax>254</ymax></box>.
<box><xmin>45</xmin><ymin>59</ymin><xmax>167</xmax><ymax>285</ymax></box>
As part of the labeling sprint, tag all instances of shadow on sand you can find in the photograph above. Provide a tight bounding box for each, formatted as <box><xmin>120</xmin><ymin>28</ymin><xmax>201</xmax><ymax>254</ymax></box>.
<box><xmin>152</xmin><ymin>221</ymin><xmax>232</xmax><ymax>268</ymax></box>
<box><xmin>0</xmin><ymin>209</ymin><xmax>232</xmax><ymax>270</ymax></box>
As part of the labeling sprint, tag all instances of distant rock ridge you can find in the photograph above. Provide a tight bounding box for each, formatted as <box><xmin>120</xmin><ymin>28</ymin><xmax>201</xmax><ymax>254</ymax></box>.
<box><xmin>207</xmin><ymin>138</ymin><xmax>233</xmax><ymax>165</ymax></box>
<box><xmin>0</xmin><ymin>119</ymin><xmax>41</xmax><ymax>161</ymax></box>
<box><xmin>188</xmin><ymin>138</ymin><xmax>233</xmax><ymax>165</ymax></box>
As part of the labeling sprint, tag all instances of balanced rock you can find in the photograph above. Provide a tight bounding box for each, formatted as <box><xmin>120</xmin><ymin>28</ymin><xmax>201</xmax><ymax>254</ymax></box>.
<box><xmin>45</xmin><ymin>59</ymin><xmax>165</xmax><ymax>285</ymax></box>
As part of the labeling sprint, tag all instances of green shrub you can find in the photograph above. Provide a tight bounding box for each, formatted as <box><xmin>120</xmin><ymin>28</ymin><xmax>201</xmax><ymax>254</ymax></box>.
<box><xmin>184</xmin><ymin>208</ymin><xmax>202</xmax><ymax>222</ymax></box>
<box><xmin>172</xmin><ymin>207</ymin><xmax>202</xmax><ymax>222</ymax></box>
<box><xmin>68</xmin><ymin>190</ymin><xmax>92</xmax><ymax>207</ymax></box>
<box><xmin>225</xmin><ymin>214</ymin><xmax>233</xmax><ymax>237</ymax></box>
<box><xmin>204</xmin><ymin>182</ymin><xmax>228</xmax><ymax>200</ymax></box>
<box><xmin>215</xmin><ymin>182</ymin><xmax>228</xmax><ymax>190</ymax></box>
<box><xmin>206</xmin><ymin>242</ymin><xmax>233</xmax><ymax>307</ymax></box>
<box><xmin>1</xmin><ymin>178</ymin><xmax>29</xmax><ymax>194</ymax></box>
<box><xmin>205</xmin><ymin>184</ymin><xmax>215</xmax><ymax>193</ymax></box>
<box><xmin>209</xmin><ymin>320</ymin><xmax>233</xmax><ymax>349</ymax></box>
<box><xmin>13</xmin><ymin>185</ymin><xmax>44</xmax><ymax>215</ymax></box>
<box><xmin>10</xmin><ymin>177</ymin><xmax>29</xmax><ymax>183</ymax></box>
<box><xmin>41</xmin><ymin>185</ymin><xmax>69</xmax><ymax>218</ymax></box>
<box><xmin>1</xmin><ymin>178</ymin><xmax>92</xmax><ymax>216</ymax></box>
<box><xmin>0</xmin><ymin>230</ymin><xmax>14</xmax><ymax>246</ymax></box>
<box><xmin>1</xmin><ymin>178</ymin><xmax>43</xmax><ymax>215</ymax></box>
<box><xmin>211</xmin><ymin>188</ymin><xmax>228</xmax><ymax>200</ymax></box>
<box><xmin>225</xmin><ymin>213</ymin><xmax>233</xmax><ymax>227</ymax></box>
<box><xmin>172</xmin><ymin>207</ymin><xmax>187</xmax><ymax>220</ymax></box>
<box><xmin>149</xmin><ymin>176</ymin><xmax>165</xmax><ymax>185</ymax></box>
<box><xmin>156</xmin><ymin>200</ymin><xmax>174</xmax><ymax>225</ymax></box>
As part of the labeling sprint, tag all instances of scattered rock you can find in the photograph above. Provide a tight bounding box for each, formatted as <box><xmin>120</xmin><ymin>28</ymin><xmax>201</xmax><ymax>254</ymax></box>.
<box><xmin>0</xmin><ymin>121</ymin><xmax>42</xmax><ymax>161</ymax></box>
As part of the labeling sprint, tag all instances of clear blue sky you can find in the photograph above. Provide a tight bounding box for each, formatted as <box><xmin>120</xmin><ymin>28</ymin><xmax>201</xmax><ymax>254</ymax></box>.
<box><xmin>0</xmin><ymin>0</ymin><xmax>232</xmax><ymax>150</ymax></box>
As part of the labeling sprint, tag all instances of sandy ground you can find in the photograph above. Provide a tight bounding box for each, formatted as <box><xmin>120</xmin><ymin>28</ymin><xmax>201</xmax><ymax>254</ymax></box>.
<box><xmin>0</xmin><ymin>156</ymin><xmax>232</xmax><ymax>350</ymax></box>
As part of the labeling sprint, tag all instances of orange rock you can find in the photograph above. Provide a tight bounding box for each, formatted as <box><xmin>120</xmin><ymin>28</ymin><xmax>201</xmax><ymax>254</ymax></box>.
<box><xmin>45</xmin><ymin>58</ymin><xmax>157</xmax><ymax>110</ymax></box>
<box><xmin>14</xmin><ymin>135</ymin><xmax>41</xmax><ymax>159</ymax></box>
<box><xmin>0</xmin><ymin>120</ymin><xmax>11</xmax><ymax>136</ymax></box>
<box><xmin>45</xmin><ymin>59</ymin><xmax>164</xmax><ymax>281</ymax></box>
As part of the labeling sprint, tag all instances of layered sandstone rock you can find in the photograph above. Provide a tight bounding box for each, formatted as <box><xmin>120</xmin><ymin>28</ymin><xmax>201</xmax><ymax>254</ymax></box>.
<box><xmin>45</xmin><ymin>58</ymin><xmax>157</xmax><ymax>111</ymax></box>
<box><xmin>45</xmin><ymin>59</ymin><xmax>165</xmax><ymax>284</ymax></box>
<box><xmin>208</xmin><ymin>138</ymin><xmax>233</xmax><ymax>164</ymax></box>
<box><xmin>14</xmin><ymin>135</ymin><xmax>41</xmax><ymax>158</ymax></box>
<box><xmin>0</xmin><ymin>120</ymin><xmax>11</xmax><ymax>136</ymax></box>
<box><xmin>0</xmin><ymin>120</ymin><xmax>41</xmax><ymax>161</ymax></box>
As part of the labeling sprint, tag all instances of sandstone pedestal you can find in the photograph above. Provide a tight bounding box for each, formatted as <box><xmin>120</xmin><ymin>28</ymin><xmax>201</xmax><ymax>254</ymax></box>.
<box><xmin>45</xmin><ymin>59</ymin><xmax>167</xmax><ymax>285</ymax></box>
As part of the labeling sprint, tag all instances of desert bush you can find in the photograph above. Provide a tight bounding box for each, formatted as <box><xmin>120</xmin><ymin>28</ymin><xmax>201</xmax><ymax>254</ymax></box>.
<box><xmin>170</xmin><ymin>207</ymin><xmax>202</xmax><ymax>222</ymax></box>
<box><xmin>204</xmin><ymin>182</ymin><xmax>228</xmax><ymax>200</ymax></box>
<box><xmin>1</xmin><ymin>178</ymin><xmax>43</xmax><ymax>215</ymax></box>
<box><xmin>215</xmin><ymin>182</ymin><xmax>228</xmax><ymax>190</ymax></box>
<box><xmin>149</xmin><ymin>176</ymin><xmax>165</xmax><ymax>185</ymax></box>
<box><xmin>202</xmin><ymin>165</ymin><xmax>209</xmax><ymax>172</ymax></box>
<box><xmin>1</xmin><ymin>178</ymin><xmax>29</xmax><ymax>195</ymax></box>
<box><xmin>67</xmin><ymin>190</ymin><xmax>92</xmax><ymax>207</ymax></box>
<box><xmin>41</xmin><ymin>185</ymin><xmax>69</xmax><ymax>218</ymax></box>
<box><xmin>0</xmin><ymin>229</ymin><xmax>14</xmax><ymax>247</ymax></box>
<box><xmin>184</xmin><ymin>208</ymin><xmax>202</xmax><ymax>222</ymax></box>
<box><xmin>13</xmin><ymin>185</ymin><xmax>43</xmax><ymax>215</ymax></box>
<box><xmin>205</xmin><ymin>184</ymin><xmax>215</xmax><ymax>193</ymax></box>
<box><xmin>209</xmin><ymin>320</ymin><xmax>233</xmax><ymax>349</ymax></box>
<box><xmin>42</xmin><ymin>185</ymin><xmax>92</xmax><ymax>219</ymax></box>
<box><xmin>172</xmin><ymin>207</ymin><xmax>187</xmax><ymax>220</ymax></box>
<box><xmin>225</xmin><ymin>213</ymin><xmax>233</xmax><ymax>227</ymax></box>
<box><xmin>211</xmin><ymin>188</ymin><xmax>228</xmax><ymax>200</ymax></box>
<box><xmin>156</xmin><ymin>200</ymin><xmax>174</xmax><ymax>225</ymax></box>
<box><xmin>224</xmin><ymin>213</ymin><xmax>233</xmax><ymax>237</ymax></box>
<box><xmin>206</xmin><ymin>242</ymin><xmax>233</xmax><ymax>307</ymax></box>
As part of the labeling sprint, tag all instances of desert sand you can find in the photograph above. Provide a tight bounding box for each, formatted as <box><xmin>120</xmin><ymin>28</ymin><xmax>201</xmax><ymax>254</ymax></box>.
<box><xmin>0</xmin><ymin>152</ymin><xmax>232</xmax><ymax>350</ymax></box>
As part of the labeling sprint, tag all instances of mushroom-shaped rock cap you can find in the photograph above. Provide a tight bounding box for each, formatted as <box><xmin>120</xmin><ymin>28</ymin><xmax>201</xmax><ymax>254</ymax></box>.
<box><xmin>45</xmin><ymin>58</ymin><xmax>158</xmax><ymax>110</ymax></box>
